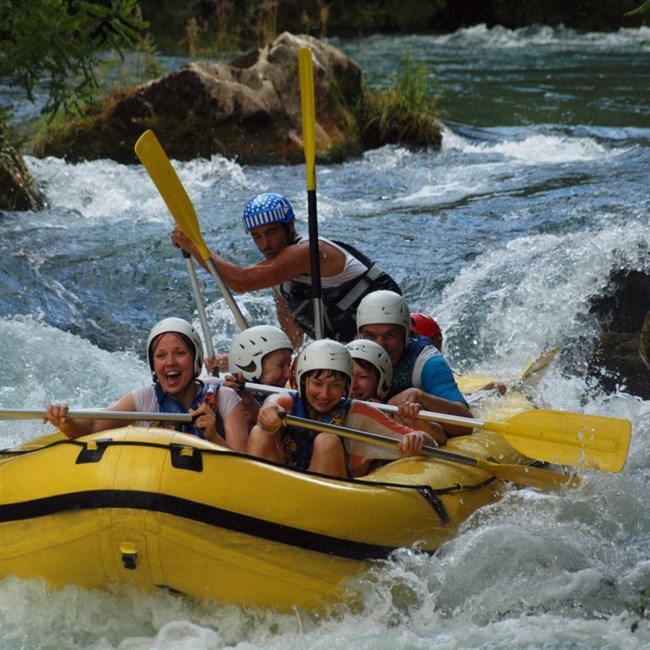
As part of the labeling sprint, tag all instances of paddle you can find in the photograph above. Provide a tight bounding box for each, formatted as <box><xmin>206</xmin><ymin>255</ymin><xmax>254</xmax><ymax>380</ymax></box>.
<box><xmin>298</xmin><ymin>47</ymin><xmax>325</xmax><ymax>339</ymax></box>
<box><xmin>0</xmin><ymin>409</ymin><xmax>192</xmax><ymax>423</ymax></box>
<box><xmin>379</xmin><ymin>405</ymin><xmax>630</xmax><ymax>473</ymax></box>
<box><xmin>182</xmin><ymin>249</ymin><xmax>216</xmax><ymax>368</ymax></box>
<box><xmin>282</xmin><ymin>414</ymin><xmax>575</xmax><ymax>491</ymax></box>
<box><xmin>134</xmin><ymin>129</ymin><xmax>249</xmax><ymax>331</ymax></box>
<box><xmin>236</xmin><ymin>381</ymin><xmax>631</xmax><ymax>473</ymax></box>
<box><xmin>515</xmin><ymin>346</ymin><xmax>560</xmax><ymax>389</ymax></box>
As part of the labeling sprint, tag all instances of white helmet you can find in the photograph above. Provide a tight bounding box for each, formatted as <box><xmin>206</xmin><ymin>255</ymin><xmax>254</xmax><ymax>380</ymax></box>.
<box><xmin>294</xmin><ymin>339</ymin><xmax>353</xmax><ymax>398</ymax></box>
<box><xmin>356</xmin><ymin>290</ymin><xmax>410</xmax><ymax>334</ymax></box>
<box><xmin>146</xmin><ymin>317</ymin><xmax>204</xmax><ymax>377</ymax></box>
<box><xmin>228</xmin><ymin>325</ymin><xmax>293</xmax><ymax>382</ymax></box>
<box><xmin>346</xmin><ymin>339</ymin><xmax>393</xmax><ymax>399</ymax></box>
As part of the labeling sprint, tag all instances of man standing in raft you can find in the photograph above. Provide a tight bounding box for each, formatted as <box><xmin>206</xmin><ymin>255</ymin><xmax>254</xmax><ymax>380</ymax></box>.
<box><xmin>172</xmin><ymin>192</ymin><xmax>400</xmax><ymax>347</ymax></box>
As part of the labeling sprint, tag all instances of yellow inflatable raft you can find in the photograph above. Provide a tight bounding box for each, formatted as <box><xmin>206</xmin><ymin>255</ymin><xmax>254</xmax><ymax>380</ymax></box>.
<box><xmin>0</xmin><ymin>403</ymin><xmax>538</xmax><ymax>612</ymax></box>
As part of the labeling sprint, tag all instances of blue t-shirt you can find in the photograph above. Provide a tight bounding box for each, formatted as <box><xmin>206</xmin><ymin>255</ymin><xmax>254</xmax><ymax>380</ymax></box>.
<box><xmin>389</xmin><ymin>335</ymin><xmax>467</xmax><ymax>405</ymax></box>
<box><xmin>420</xmin><ymin>352</ymin><xmax>467</xmax><ymax>404</ymax></box>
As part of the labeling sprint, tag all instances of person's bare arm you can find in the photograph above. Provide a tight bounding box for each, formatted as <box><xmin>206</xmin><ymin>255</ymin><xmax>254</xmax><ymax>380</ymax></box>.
<box><xmin>388</xmin><ymin>388</ymin><xmax>473</xmax><ymax>438</ymax></box>
<box><xmin>171</xmin><ymin>227</ymin><xmax>345</xmax><ymax>293</ymax></box>
<box><xmin>44</xmin><ymin>392</ymin><xmax>138</xmax><ymax>439</ymax></box>
<box><xmin>273</xmin><ymin>286</ymin><xmax>304</xmax><ymax>348</ymax></box>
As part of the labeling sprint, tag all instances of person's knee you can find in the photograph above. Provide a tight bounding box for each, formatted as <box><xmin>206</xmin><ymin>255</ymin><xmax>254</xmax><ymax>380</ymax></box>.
<box><xmin>247</xmin><ymin>425</ymin><xmax>276</xmax><ymax>456</ymax></box>
<box><xmin>313</xmin><ymin>432</ymin><xmax>342</xmax><ymax>454</ymax></box>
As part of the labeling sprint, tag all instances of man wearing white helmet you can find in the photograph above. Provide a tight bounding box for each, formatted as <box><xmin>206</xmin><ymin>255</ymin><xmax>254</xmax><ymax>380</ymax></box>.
<box><xmin>247</xmin><ymin>339</ymin><xmax>436</xmax><ymax>477</ymax></box>
<box><xmin>172</xmin><ymin>192</ymin><xmax>400</xmax><ymax>346</ymax></box>
<box><xmin>356</xmin><ymin>291</ymin><xmax>473</xmax><ymax>438</ymax></box>
<box><xmin>44</xmin><ymin>317</ymin><xmax>249</xmax><ymax>451</ymax></box>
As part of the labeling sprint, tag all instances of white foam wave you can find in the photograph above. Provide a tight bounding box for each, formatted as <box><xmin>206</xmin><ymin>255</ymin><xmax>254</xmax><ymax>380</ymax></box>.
<box><xmin>25</xmin><ymin>153</ymin><xmax>251</xmax><ymax>224</ymax></box>
<box><xmin>443</xmin><ymin>128</ymin><xmax>609</xmax><ymax>163</ymax></box>
<box><xmin>0</xmin><ymin>316</ymin><xmax>148</xmax><ymax>446</ymax></box>
<box><xmin>437</xmin><ymin>216</ymin><xmax>650</xmax><ymax>380</ymax></box>
<box><xmin>433</xmin><ymin>24</ymin><xmax>650</xmax><ymax>50</ymax></box>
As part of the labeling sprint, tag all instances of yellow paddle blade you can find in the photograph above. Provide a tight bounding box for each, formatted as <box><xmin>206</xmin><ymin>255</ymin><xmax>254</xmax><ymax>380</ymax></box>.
<box><xmin>487</xmin><ymin>409</ymin><xmax>631</xmax><ymax>473</ymax></box>
<box><xmin>298</xmin><ymin>47</ymin><xmax>316</xmax><ymax>191</ymax></box>
<box><xmin>517</xmin><ymin>346</ymin><xmax>560</xmax><ymax>389</ymax></box>
<box><xmin>134</xmin><ymin>130</ymin><xmax>211</xmax><ymax>261</ymax></box>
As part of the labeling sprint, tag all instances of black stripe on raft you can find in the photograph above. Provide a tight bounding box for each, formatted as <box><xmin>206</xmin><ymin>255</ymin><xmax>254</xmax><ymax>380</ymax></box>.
<box><xmin>0</xmin><ymin>490</ymin><xmax>400</xmax><ymax>561</ymax></box>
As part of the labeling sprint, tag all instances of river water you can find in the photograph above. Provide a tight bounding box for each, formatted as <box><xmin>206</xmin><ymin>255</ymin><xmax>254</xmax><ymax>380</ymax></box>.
<box><xmin>1</xmin><ymin>24</ymin><xmax>650</xmax><ymax>649</ymax></box>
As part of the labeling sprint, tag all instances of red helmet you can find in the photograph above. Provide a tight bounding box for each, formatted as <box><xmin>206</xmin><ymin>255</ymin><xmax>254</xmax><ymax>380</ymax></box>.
<box><xmin>410</xmin><ymin>312</ymin><xmax>442</xmax><ymax>343</ymax></box>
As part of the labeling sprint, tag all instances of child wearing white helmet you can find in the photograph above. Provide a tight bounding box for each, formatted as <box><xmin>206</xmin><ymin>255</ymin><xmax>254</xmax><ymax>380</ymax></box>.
<box><xmin>346</xmin><ymin>339</ymin><xmax>393</xmax><ymax>401</ymax></box>
<box><xmin>247</xmin><ymin>339</ymin><xmax>437</xmax><ymax>478</ymax></box>
<box><xmin>222</xmin><ymin>325</ymin><xmax>294</xmax><ymax>429</ymax></box>
<box><xmin>346</xmin><ymin>339</ymin><xmax>447</xmax><ymax>450</ymax></box>
<box><xmin>45</xmin><ymin>317</ymin><xmax>249</xmax><ymax>451</ymax></box>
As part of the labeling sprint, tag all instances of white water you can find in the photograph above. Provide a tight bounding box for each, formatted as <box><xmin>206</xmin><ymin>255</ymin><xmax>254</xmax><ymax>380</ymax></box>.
<box><xmin>2</xmin><ymin>23</ymin><xmax>650</xmax><ymax>649</ymax></box>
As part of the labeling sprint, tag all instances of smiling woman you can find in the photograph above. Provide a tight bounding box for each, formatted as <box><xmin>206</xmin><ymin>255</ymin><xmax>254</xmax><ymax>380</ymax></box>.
<box><xmin>43</xmin><ymin>317</ymin><xmax>250</xmax><ymax>452</ymax></box>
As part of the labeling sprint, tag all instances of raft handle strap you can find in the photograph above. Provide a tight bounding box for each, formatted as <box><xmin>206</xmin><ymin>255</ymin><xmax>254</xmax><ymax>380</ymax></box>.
<box><xmin>416</xmin><ymin>486</ymin><xmax>451</xmax><ymax>525</ymax></box>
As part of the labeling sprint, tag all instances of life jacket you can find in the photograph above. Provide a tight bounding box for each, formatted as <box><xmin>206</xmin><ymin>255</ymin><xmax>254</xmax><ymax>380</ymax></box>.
<box><xmin>386</xmin><ymin>335</ymin><xmax>436</xmax><ymax>399</ymax></box>
<box><xmin>279</xmin><ymin>240</ymin><xmax>401</xmax><ymax>342</ymax></box>
<box><xmin>154</xmin><ymin>381</ymin><xmax>225</xmax><ymax>439</ymax></box>
<box><xmin>280</xmin><ymin>392</ymin><xmax>352</xmax><ymax>472</ymax></box>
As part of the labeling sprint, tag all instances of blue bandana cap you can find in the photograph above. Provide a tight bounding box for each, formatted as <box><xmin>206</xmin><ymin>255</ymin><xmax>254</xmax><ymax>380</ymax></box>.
<box><xmin>242</xmin><ymin>192</ymin><xmax>295</xmax><ymax>233</ymax></box>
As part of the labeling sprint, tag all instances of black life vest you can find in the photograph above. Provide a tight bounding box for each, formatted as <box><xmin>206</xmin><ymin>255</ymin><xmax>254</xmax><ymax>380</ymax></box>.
<box><xmin>279</xmin><ymin>240</ymin><xmax>401</xmax><ymax>342</ymax></box>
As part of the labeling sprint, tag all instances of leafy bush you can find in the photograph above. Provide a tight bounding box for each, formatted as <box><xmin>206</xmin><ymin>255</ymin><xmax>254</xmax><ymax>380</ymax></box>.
<box><xmin>360</xmin><ymin>53</ymin><xmax>442</xmax><ymax>149</ymax></box>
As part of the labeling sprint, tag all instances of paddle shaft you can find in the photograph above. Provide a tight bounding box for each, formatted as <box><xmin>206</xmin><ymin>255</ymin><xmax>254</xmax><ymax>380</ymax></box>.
<box><xmin>182</xmin><ymin>250</ymin><xmax>215</xmax><ymax>361</ymax></box>
<box><xmin>283</xmin><ymin>414</ymin><xmax>573</xmax><ymax>489</ymax></box>
<box><xmin>299</xmin><ymin>47</ymin><xmax>324</xmax><ymax>339</ymax></box>
<box><xmin>238</xmin><ymin>381</ymin><xmax>629</xmax><ymax>472</ymax></box>
<box><xmin>204</xmin><ymin>258</ymin><xmax>248</xmax><ymax>331</ymax></box>
<box><xmin>0</xmin><ymin>409</ymin><xmax>192</xmax><ymax>423</ymax></box>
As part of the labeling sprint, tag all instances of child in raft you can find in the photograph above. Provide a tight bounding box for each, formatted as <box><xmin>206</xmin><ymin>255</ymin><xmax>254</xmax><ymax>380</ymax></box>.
<box><xmin>246</xmin><ymin>339</ymin><xmax>436</xmax><ymax>478</ymax></box>
<box><xmin>211</xmin><ymin>325</ymin><xmax>294</xmax><ymax>430</ymax></box>
<box><xmin>346</xmin><ymin>339</ymin><xmax>447</xmax><ymax>447</ymax></box>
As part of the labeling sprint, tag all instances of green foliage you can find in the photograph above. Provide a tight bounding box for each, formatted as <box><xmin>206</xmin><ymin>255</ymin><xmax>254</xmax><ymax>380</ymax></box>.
<box><xmin>184</xmin><ymin>0</ymin><xmax>281</xmax><ymax>56</ymax></box>
<box><xmin>0</xmin><ymin>0</ymin><xmax>148</xmax><ymax>119</ymax></box>
<box><xmin>625</xmin><ymin>584</ymin><xmax>650</xmax><ymax>632</ymax></box>
<box><xmin>360</xmin><ymin>53</ymin><xmax>441</xmax><ymax>148</ymax></box>
<box><xmin>625</xmin><ymin>0</ymin><xmax>650</xmax><ymax>16</ymax></box>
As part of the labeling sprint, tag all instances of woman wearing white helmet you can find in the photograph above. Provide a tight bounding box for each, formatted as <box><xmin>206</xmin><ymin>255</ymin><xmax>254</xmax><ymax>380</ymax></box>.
<box><xmin>222</xmin><ymin>325</ymin><xmax>293</xmax><ymax>429</ymax></box>
<box><xmin>346</xmin><ymin>339</ymin><xmax>393</xmax><ymax>401</ymax></box>
<box><xmin>45</xmin><ymin>318</ymin><xmax>249</xmax><ymax>451</ymax></box>
<box><xmin>356</xmin><ymin>290</ymin><xmax>473</xmax><ymax>438</ymax></box>
<box><xmin>346</xmin><ymin>339</ymin><xmax>447</xmax><ymax>452</ymax></box>
<box><xmin>247</xmin><ymin>339</ymin><xmax>438</xmax><ymax>478</ymax></box>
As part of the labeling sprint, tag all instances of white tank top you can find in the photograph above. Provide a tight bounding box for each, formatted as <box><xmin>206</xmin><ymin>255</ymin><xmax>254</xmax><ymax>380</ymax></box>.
<box><xmin>291</xmin><ymin>238</ymin><xmax>366</xmax><ymax>288</ymax></box>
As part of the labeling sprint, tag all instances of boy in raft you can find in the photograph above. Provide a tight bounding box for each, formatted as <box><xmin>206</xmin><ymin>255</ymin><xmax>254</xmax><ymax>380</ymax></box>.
<box><xmin>246</xmin><ymin>339</ymin><xmax>436</xmax><ymax>477</ymax></box>
<box><xmin>216</xmin><ymin>324</ymin><xmax>294</xmax><ymax>430</ymax></box>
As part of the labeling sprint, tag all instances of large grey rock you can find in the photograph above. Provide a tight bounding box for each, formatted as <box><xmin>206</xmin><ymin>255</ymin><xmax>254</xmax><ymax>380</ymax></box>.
<box><xmin>35</xmin><ymin>33</ymin><xmax>364</xmax><ymax>165</ymax></box>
